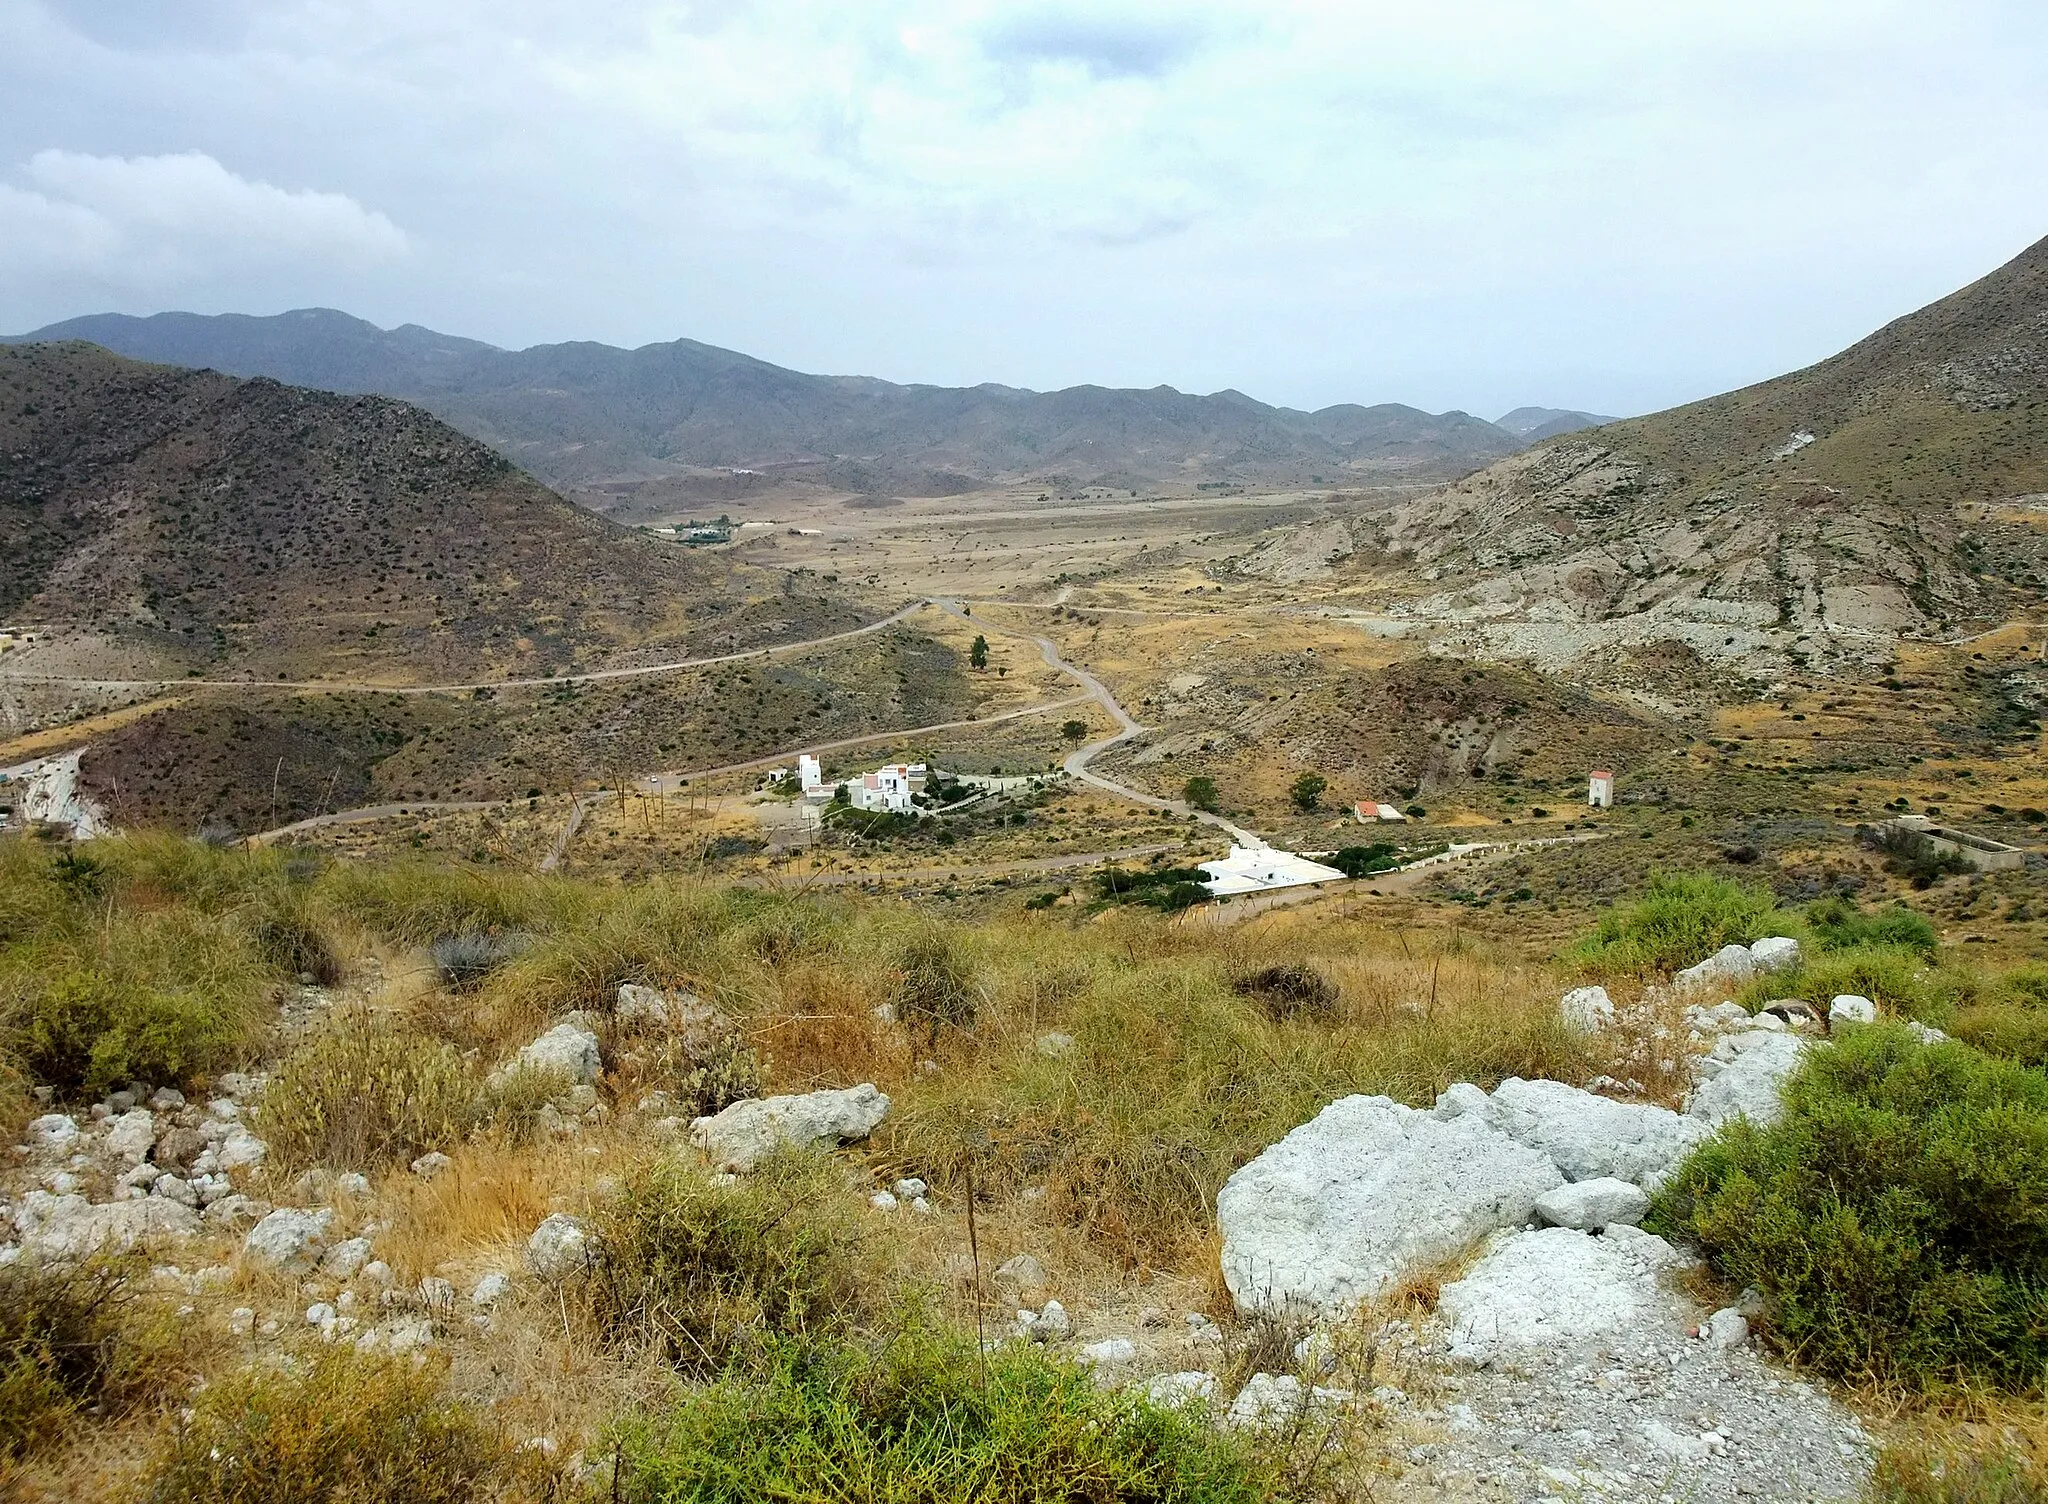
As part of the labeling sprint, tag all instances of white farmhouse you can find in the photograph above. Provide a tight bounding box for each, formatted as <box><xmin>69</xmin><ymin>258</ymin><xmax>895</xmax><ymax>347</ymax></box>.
<box><xmin>849</xmin><ymin>763</ymin><xmax>927</xmax><ymax>814</ymax></box>
<box><xmin>1588</xmin><ymin>769</ymin><xmax>1615</xmax><ymax>808</ymax></box>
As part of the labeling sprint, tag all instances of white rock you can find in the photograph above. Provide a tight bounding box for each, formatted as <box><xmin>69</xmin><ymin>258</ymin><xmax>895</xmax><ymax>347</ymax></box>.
<box><xmin>1439</xmin><ymin>1227</ymin><xmax>1667</xmax><ymax>1364</ymax></box>
<box><xmin>150</xmin><ymin>1173</ymin><xmax>199</xmax><ymax>1208</ymax></box>
<box><xmin>1034</xmin><ymin>1298</ymin><xmax>1071</xmax><ymax>1339</ymax></box>
<box><xmin>893</xmin><ymin>1177</ymin><xmax>928</xmax><ymax>1199</ymax></box>
<box><xmin>1080</xmin><ymin>1337</ymin><xmax>1137</xmax><ymax>1367</ymax></box>
<box><xmin>1642</xmin><ymin>1419</ymin><xmax>1715</xmax><ymax>1464</ymax></box>
<box><xmin>1217</xmin><ymin>1094</ymin><xmax>1563</xmax><ymax>1317</ymax></box>
<box><xmin>151</xmin><ymin>1087</ymin><xmax>187</xmax><ymax>1111</ymax></box>
<box><xmin>1687</xmin><ymin>1030</ymin><xmax>1807</xmax><ymax>1127</ymax></box>
<box><xmin>217</xmin><ymin>1128</ymin><xmax>268</xmax><ymax>1173</ymax></box>
<box><xmin>207</xmin><ymin>1098</ymin><xmax>241</xmax><ymax>1122</ymax></box>
<box><xmin>1534</xmin><ymin>1177</ymin><xmax>1651</xmax><ymax>1231</ymax></box>
<box><xmin>1707</xmin><ymin>1001</ymin><xmax>1753</xmax><ymax>1028</ymax></box>
<box><xmin>410</xmin><ymin>1152</ymin><xmax>454</xmax><ymax>1180</ymax></box>
<box><xmin>306</xmin><ymin>1302</ymin><xmax>336</xmax><ymax>1326</ymax></box>
<box><xmin>910</xmin><ymin>1196</ymin><xmax>930</xmax><ymax>1214</ymax></box>
<box><xmin>241</xmin><ymin>1208</ymin><xmax>333</xmax><ymax>1275</ymax></box>
<box><xmin>1829</xmin><ymin>995</ymin><xmax>1877</xmax><ymax>1026</ymax></box>
<box><xmin>615</xmin><ymin>983</ymin><xmax>672</xmax><ymax>1028</ymax></box>
<box><xmin>335</xmin><ymin>1172</ymin><xmax>372</xmax><ymax>1197</ymax></box>
<box><xmin>1907</xmin><ymin>1020</ymin><xmax>1949</xmax><ymax>1044</ymax></box>
<box><xmin>1749</xmin><ymin>937</ymin><xmax>1802</xmax><ymax>972</ymax></box>
<box><xmin>525</xmin><ymin>1213</ymin><xmax>591</xmax><ymax>1279</ymax></box>
<box><xmin>1705</xmin><ymin>1306</ymin><xmax>1751</xmax><ymax>1348</ymax></box>
<box><xmin>1674</xmin><ymin>943</ymin><xmax>1757</xmax><ymax>991</ymax></box>
<box><xmin>1559</xmin><ymin>986</ymin><xmax>1615</xmax><ymax>1034</ymax></box>
<box><xmin>1036</xmin><ymin>1032</ymin><xmax>1077</xmax><ymax>1058</ymax></box>
<box><xmin>104</xmin><ymin>1109</ymin><xmax>158</xmax><ymax>1165</ymax></box>
<box><xmin>689</xmin><ymin>1083</ymin><xmax>891</xmax><ymax>1173</ymax></box>
<box><xmin>471</xmin><ymin>1272</ymin><xmax>511</xmax><ymax>1307</ymax></box>
<box><xmin>318</xmin><ymin>1237</ymin><xmax>374</xmax><ymax>1279</ymax></box>
<box><xmin>512</xmin><ymin>1021</ymin><xmax>603</xmax><ymax>1085</ymax></box>
<box><xmin>1472</xmin><ymin>1078</ymin><xmax>1710</xmax><ymax>1190</ymax></box>
<box><xmin>386</xmin><ymin>1318</ymin><xmax>434</xmax><ymax>1353</ymax></box>
<box><xmin>25</xmin><ymin>1114</ymin><xmax>79</xmax><ymax>1154</ymax></box>
<box><xmin>362</xmin><ymin>1259</ymin><xmax>394</xmax><ymax>1287</ymax></box>
<box><xmin>1144</xmin><ymin>1371</ymin><xmax>1218</xmax><ymax>1407</ymax></box>
<box><xmin>1226</xmin><ymin>1373</ymin><xmax>1349</xmax><ymax>1431</ymax></box>
<box><xmin>228</xmin><ymin>1306</ymin><xmax>255</xmax><ymax>1334</ymax></box>
<box><xmin>18</xmin><ymin>1193</ymin><xmax>200</xmax><ymax>1262</ymax></box>
<box><xmin>869</xmin><ymin>1190</ymin><xmax>899</xmax><ymax>1212</ymax></box>
<box><xmin>994</xmin><ymin>1253</ymin><xmax>1048</xmax><ymax>1293</ymax></box>
<box><xmin>118</xmin><ymin>1162</ymin><xmax>160</xmax><ymax>1192</ymax></box>
<box><xmin>418</xmin><ymin>1276</ymin><xmax>456</xmax><ymax>1308</ymax></box>
<box><xmin>203</xmin><ymin>1194</ymin><xmax>269</xmax><ymax>1229</ymax></box>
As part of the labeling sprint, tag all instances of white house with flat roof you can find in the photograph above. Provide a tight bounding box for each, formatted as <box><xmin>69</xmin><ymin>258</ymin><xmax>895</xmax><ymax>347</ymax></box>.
<box><xmin>1198</xmin><ymin>846</ymin><xmax>1347</xmax><ymax>897</ymax></box>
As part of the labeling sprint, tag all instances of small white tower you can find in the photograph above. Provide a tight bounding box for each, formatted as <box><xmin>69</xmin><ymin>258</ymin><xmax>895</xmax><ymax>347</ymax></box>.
<box><xmin>1588</xmin><ymin>769</ymin><xmax>1615</xmax><ymax>808</ymax></box>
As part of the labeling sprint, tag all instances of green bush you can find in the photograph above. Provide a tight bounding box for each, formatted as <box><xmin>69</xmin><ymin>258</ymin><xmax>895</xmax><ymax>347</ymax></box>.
<box><xmin>586</xmin><ymin>1154</ymin><xmax>868</xmax><ymax>1376</ymax></box>
<box><xmin>1738</xmin><ymin>945</ymin><xmax>1975</xmax><ymax>1028</ymax></box>
<box><xmin>1327</xmin><ymin>844</ymin><xmax>1400</xmax><ymax>879</ymax></box>
<box><xmin>0</xmin><ymin>1259</ymin><xmax>186</xmax><ymax>1464</ymax></box>
<box><xmin>259</xmin><ymin>1010</ymin><xmax>480</xmax><ymax>1175</ymax></box>
<box><xmin>1952</xmin><ymin>967</ymin><xmax>2048</xmax><ymax>1068</ymax></box>
<box><xmin>1652</xmin><ymin>1025</ymin><xmax>2048</xmax><ymax>1391</ymax></box>
<box><xmin>1803</xmin><ymin>896</ymin><xmax>1938</xmax><ymax>959</ymax></box>
<box><xmin>611</xmin><ymin>1324</ymin><xmax>1286</xmax><ymax>1504</ymax></box>
<box><xmin>142</xmin><ymin>1350</ymin><xmax>532</xmax><ymax>1504</ymax></box>
<box><xmin>1570</xmin><ymin>872</ymin><xmax>1795</xmax><ymax>974</ymax></box>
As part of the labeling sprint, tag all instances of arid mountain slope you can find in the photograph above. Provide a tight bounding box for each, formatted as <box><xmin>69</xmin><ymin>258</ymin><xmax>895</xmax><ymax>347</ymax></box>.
<box><xmin>0</xmin><ymin>343</ymin><xmax>848</xmax><ymax>681</ymax></box>
<box><xmin>11</xmin><ymin>309</ymin><xmax>1524</xmax><ymax>496</ymax></box>
<box><xmin>1382</xmin><ymin>233</ymin><xmax>2048</xmax><ymax>665</ymax></box>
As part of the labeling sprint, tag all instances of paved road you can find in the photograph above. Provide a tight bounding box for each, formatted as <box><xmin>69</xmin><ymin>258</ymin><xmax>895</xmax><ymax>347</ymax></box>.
<box><xmin>0</xmin><ymin>600</ymin><xmax>931</xmax><ymax>696</ymax></box>
<box><xmin>932</xmin><ymin>599</ymin><xmax>1267</xmax><ymax>848</ymax></box>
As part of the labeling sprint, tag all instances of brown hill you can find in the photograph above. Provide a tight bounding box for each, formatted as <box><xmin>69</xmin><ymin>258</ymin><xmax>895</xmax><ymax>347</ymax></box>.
<box><xmin>1381</xmin><ymin>233</ymin><xmax>2048</xmax><ymax>665</ymax></box>
<box><xmin>0</xmin><ymin>343</ymin><xmax>852</xmax><ymax>681</ymax></box>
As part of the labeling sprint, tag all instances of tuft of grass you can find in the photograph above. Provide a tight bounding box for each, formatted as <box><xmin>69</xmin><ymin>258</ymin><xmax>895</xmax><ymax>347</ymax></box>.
<box><xmin>141</xmin><ymin>1350</ymin><xmax>538</xmax><ymax>1504</ymax></box>
<box><xmin>258</xmin><ymin>1009</ymin><xmax>481</xmax><ymax>1176</ymax></box>
<box><xmin>1803</xmin><ymin>896</ymin><xmax>1939</xmax><ymax>959</ymax></box>
<box><xmin>1652</xmin><ymin>1025</ymin><xmax>2048</xmax><ymax>1392</ymax></box>
<box><xmin>610</xmin><ymin>1322</ymin><xmax>1289</xmax><ymax>1504</ymax></box>
<box><xmin>1569</xmin><ymin>871</ymin><xmax>1796</xmax><ymax>975</ymax></box>
<box><xmin>585</xmin><ymin>1152</ymin><xmax>871</xmax><ymax>1377</ymax></box>
<box><xmin>1230</xmin><ymin>963</ymin><xmax>1338</xmax><ymax>1022</ymax></box>
<box><xmin>0</xmin><ymin>1258</ymin><xmax>189</xmax><ymax>1466</ymax></box>
<box><xmin>892</xmin><ymin>927</ymin><xmax>978</xmax><ymax>1048</ymax></box>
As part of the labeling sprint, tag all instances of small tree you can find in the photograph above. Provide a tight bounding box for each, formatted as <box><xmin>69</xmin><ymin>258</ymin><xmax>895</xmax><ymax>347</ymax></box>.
<box><xmin>969</xmin><ymin>635</ymin><xmax>989</xmax><ymax>670</ymax></box>
<box><xmin>1183</xmin><ymin>775</ymin><xmax>1219</xmax><ymax>812</ymax></box>
<box><xmin>1060</xmin><ymin>720</ymin><xmax>1088</xmax><ymax>742</ymax></box>
<box><xmin>1290</xmin><ymin>772</ymin><xmax>1327</xmax><ymax>812</ymax></box>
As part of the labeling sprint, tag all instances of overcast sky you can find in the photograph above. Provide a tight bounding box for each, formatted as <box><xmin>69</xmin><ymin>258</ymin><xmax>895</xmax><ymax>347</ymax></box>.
<box><xmin>3</xmin><ymin>1</ymin><xmax>2046</xmax><ymax>419</ymax></box>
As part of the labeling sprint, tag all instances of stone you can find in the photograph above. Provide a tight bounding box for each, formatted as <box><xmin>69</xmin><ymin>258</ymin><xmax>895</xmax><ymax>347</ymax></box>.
<box><xmin>909</xmin><ymin>1196</ymin><xmax>931</xmax><ymax>1214</ymax></box>
<box><xmin>1642</xmin><ymin>1419</ymin><xmax>1716</xmax><ymax>1464</ymax></box>
<box><xmin>1080</xmin><ymin>1337</ymin><xmax>1137</xmax><ymax>1367</ymax></box>
<box><xmin>689</xmin><ymin>1083</ymin><xmax>891</xmax><ymax>1173</ymax></box>
<box><xmin>410</xmin><ymin>1152</ymin><xmax>454</xmax><ymax>1180</ymax></box>
<box><xmin>417</xmin><ymin>1276</ymin><xmax>456</xmax><ymax>1309</ymax></box>
<box><xmin>216</xmin><ymin>1071</ymin><xmax>262</xmax><ymax>1100</ymax></box>
<box><xmin>1439</xmin><ymin>1226</ymin><xmax>1675</xmax><ymax>1364</ymax></box>
<box><xmin>203</xmin><ymin>1194</ymin><xmax>269</xmax><ymax>1229</ymax></box>
<box><xmin>1705</xmin><ymin>1306</ymin><xmax>1751</xmax><ymax>1348</ymax></box>
<box><xmin>471</xmin><ymin>1272</ymin><xmax>511</xmax><ymax>1307</ymax></box>
<box><xmin>335</xmin><ymin>1172</ymin><xmax>372</xmax><ymax>1197</ymax></box>
<box><xmin>1907</xmin><ymin>1020</ymin><xmax>1950</xmax><ymax>1044</ymax></box>
<box><xmin>151</xmin><ymin>1087</ymin><xmax>187</xmax><ymax>1111</ymax></box>
<box><xmin>1559</xmin><ymin>986</ymin><xmax>1615</xmax><ymax>1034</ymax></box>
<box><xmin>1217</xmin><ymin>1094</ymin><xmax>1563</xmax><ymax>1317</ymax></box>
<box><xmin>1749</xmin><ymin>936</ymin><xmax>1802</xmax><ymax>972</ymax></box>
<box><xmin>242</xmin><ymin>1208</ymin><xmax>333</xmax><ymax>1275</ymax></box>
<box><xmin>1829</xmin><ymin>994</ymin><xmax>1877</xmax><ymax>1027</ymax></box>
<box><xmin>1674</xmin><ymin>943</ymin><xmax>1757</xmax><ymax>991</ymax></box>
<box><xmin>319</xmin><ymin>1237</ymin><xmax>374</xmax><ymax>1279</ymax></box>
<box><xmin>869</xmin><ymin>1190</ymin><xmax>898</xmax><ymax>1212</ymax></box>
<box><xmin>16</xmin><ymin>1193</ymin><xmax>199</xmax><ymax>1262</ymax></box>
<box><xmin>526</xmin><ymin>1213</ymin><xmax>591</xmax><ymax>1280</ymax></box>
<box><xmin>1226</xmin><ymin>1373</ymin><xmax>1349</xmax><ymax>1431</ymax></box>
<box><xmin>152</xmin><ymin>1125</ymin><xmax>208</xmax><ymax>1170</ymax></box>
<box><xmin>150</xmin><ymin>1173</ymin><xmax>199</xmax><ymax>1208</ymax></box>
<box><xmin>1534</xmin><ymin>1177</ymin><xmax>1651</xmax><ymax>1232</ymax></box>
<box><xmin>1144</xmin><ymin>1371</ymin><xmax>1218</xmax><ymax>1407</ymax></box>
<box><xmin>1687</xmin><ymin>1030</ymin><xmax>1807</xmax><ymax>1128</ymax></box>
<box><xmin>306</xmin><ymin>1302</ymin><xmax>336</xmax><ymax>1326</ymax></box>
<box><xmin>25</xmin><ymin>1114</ymin><xmax>79</xmax><ymax>1154</ymax></box>
<box><xmin>893</xmin><ymin>1177</ymin><xmax>928</xmax><ymax>1199</ymax></box>
<box><xmin>228</xmin><ymin>1306</ymin><xmax>256</xmax><ymax>1334</ymax></box>
<box><xmin>1036</xmin><ymin>1032</ymin><xmax>1077</xmax><ymax>1058</ymax></box>
<box><xmin>1033</xmin><ymin>1298</ymin><xmax>1071</xmax><ymax>1339</ymax></box>
<box><xmin>512</xmin><ymin>1021</ymin><xmax>603</xmax><ymax>1084</ymax></box>
<box><xmin>104</xmin><ymin>1109</ymin><xmax>158</xmax><ymax>1165</ymax></box>
<box><xmin>1469</xmin><ymin>1078</ymin><xmax>1710</xmax><ymax>1190</ymax></box>
<box><xmin>217</xmin><ymin>1128</ymin><xmax>268</xmax><ymax>1173</ymax></box>
<box><xmin>994</xmin><ymin>1252</ymin><xmax>1049</xmax><ymax>1295</ymax></box>
<box><xmin>362</xmin><ymin>1260</ymin><xmax>394</xmax><ymax>1287</ymax></box>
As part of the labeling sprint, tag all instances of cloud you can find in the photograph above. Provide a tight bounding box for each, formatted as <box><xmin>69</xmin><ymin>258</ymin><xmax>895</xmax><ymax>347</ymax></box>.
<box><xmin>979</xmin><ymin>7</ymin><xmax>1217</xmax><ymax>78</ymax></box>
<box><xmin>0</xmin><ymin>150</ymin><xmax>405</xmax><ymax>297</ymax></box>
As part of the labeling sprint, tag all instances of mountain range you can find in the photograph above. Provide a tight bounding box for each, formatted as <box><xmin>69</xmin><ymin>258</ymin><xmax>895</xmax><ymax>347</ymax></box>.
<box><xmin>5</xmin><ymin>309</ymin><xmax>1608</xmax><ymax>504</ymax></box>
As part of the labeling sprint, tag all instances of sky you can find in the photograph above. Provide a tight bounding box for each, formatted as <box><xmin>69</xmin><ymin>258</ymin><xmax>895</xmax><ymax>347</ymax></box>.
<box><xmin>3</xmin><ymin>1</ymin><xmax>2046</xmax><ymax>420</ymax></box>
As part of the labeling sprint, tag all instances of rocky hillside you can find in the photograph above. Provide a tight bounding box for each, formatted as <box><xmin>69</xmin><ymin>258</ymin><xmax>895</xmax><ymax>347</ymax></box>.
<box><xmin>0</xmin><ymin>343</ymin><xmax>848</xmax><ymax>680</ymax></box>
<box><xmin>1380</xmin><ymin>232</ymin><xmax>2048</xmax><ymax>668</ymax></box>
<box><xmin>10</xmin><ymin>309</ymin><xmax>1525</xmax><ymax>497</ymax></box>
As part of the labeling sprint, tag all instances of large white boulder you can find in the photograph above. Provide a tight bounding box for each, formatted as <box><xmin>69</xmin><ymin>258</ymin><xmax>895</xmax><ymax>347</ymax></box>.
<box><xmin>15</xmin><ymin>1191</ymin><xmax>199</xmax><ymax>1261</ymax></box>
<box><xmin>1216</xmin><ymin>1094</ymin><xmax>1563</xmax><ymax>1317</ymax></box>
<box><xmin>513</xmin><ymin>1021</ymin><xmax>603</xmax><ymax>1085</ymax></box>
<box><xmin>242</xmin><ymin>1207</ymin><xmax>333</xmax><ymax>1274</ymax></box>
<box><xmin>1748</xmin><ymin>937</ymin><xmax>1802</xmax><ymax>972</ymax></box>
<box><xmin>1453</xmin><ymin>1078</ymin><xmax>1710</xmax><ymax>1190</ymax></box>
<box><xmin>1687</xmin><ymin>1029</ymin><xmax>1807</xmax><ymax>1127</ymax></box>
<box><xmin>1673</xmin><ymin>943</ymin><xmax>1756</xmax><ymax>991</ymax></box>
<box><xmin>1558</xmin><ymin>986</ymin><xmax>1615</xmax><ymax>1035</ymax></box>
<box><xmin>690</xmin><ymin>1083</ymin><xmax>891</xmax><ymax>1173</ymax></box>
<box><xmin>1440</xmin><ymin>1225</ymin><xmax>1679</xmax><ymax>1364</ymax></box>
<box><xmin>1829</xmin><ymin>995</ymin><xmax>1877</xmax><ymax>1027</ymax></box>
<box><xmin>1534</xmin><ymin>1177</ymin><xmax>1651</xmax><ymax>1231</ymax></box>
<box><xmin>526</xmin><ymin>1214</ymin><xmax>590</xmax><ymax>1279</ymax></box>
<box><xmin>25</xmin><ymin>1114</ymin><xmax>79</xmax><ymax>1155</ymax></box>
<box><xmin>103</xmin><ymin>1108</ymin><xmax>158</xmax><ymax>1166</ymax></box>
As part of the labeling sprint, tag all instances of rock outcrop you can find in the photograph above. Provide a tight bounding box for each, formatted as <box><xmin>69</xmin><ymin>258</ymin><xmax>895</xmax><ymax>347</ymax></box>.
<box><xmin>689</xmin><ymin>1083</ymin><xmax>891</xmax><ymax>1173</ymax></box>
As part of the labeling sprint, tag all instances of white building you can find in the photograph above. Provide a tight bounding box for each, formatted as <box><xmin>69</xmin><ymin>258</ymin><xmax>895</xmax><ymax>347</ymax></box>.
<box><xmin>798</xmin><ymin>754</ymin><xmax>824</xmax><ymax>794</ymax></box>
<box><xmin>1353</xmin><ymin>800</ymin><xmax>1408</xmax><ymax>823</ymax></box>
<box><xmin>1198</xmin><ymin>846</ymin><xmax>1347</xmax><ymax>897</ymax></box>
<box><xmin>849</xmin><ymin>762</ymin><xmax>927</xmax><ymax>814</ymax></box>
<box><xmin>1588</xmin><ymin>769</ymin><xmax>1615</xmax><ymax>808</ymax></box>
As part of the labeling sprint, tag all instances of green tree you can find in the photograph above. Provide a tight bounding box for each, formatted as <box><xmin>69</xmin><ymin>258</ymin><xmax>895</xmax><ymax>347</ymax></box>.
<box><xmin>1289</xmin><ymin>772</ymin><xmax>1327</xmax><ymax>812</ymax></box>
<box><xmin>969</xmin><ymin>635</ymin><xmax>989</xmax><ymax>670</ymax></box>
<box><xmin>1060</xmin><ymin>720</ymin><xmax>1088</xmax><ymax>742</ymax></box>
<box><xmin>1183</xmin><ymin>775</ymin><xmax>1219</xmax><ymax>812</ymax></box>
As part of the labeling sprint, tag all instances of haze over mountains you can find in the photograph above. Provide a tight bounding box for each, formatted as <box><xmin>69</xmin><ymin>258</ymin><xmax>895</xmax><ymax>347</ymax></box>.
<box><xmin>7</xmin><ymin>309</ymin><xmax>1607</xmax><ymax>506</ymax></box>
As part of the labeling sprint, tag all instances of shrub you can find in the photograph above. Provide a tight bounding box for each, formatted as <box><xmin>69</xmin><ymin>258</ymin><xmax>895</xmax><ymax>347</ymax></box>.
<box><xmin>892</xmin><ymin>928</ymin><xmax>978</xmax><ymax>1045</ymax></box>
<box><xmin>1094</xmin><ymin>866</ymin><xmax>1213</xmax><ymax>912</ymax></box>
<box><xmin>1803</xmin><ymin>896</ymin><xmax>1939</xmax><ymax>959</ymax></box>
<box><xmin>1288</xmin><ymin>773</ymin><xmax>1326</xmax><ymax>813</ymax></box>
<box><xmin>585</xmin><ymin>1154</ymin><xmax>867</xmax><ymax>1376</ymax></box>
<box><xmin>1652</xmin><ymin>1025</ymin><xmax>2048</xmax><ymax>1391</ymax></box>
<box><xmin>610</xmin><ymin>1323</ymin><xmax>1284</xmax><ymax>1504</ymax></box>
<box><xmin>1864</xmin><ymin>824</ymin><xmax>1972</xmax><ymax>888</ymax></box>
<box><xmin>1327</xmin><ymin>844</ymin><xmax>1399</xmax><ymax>879</ymax></box>
<box><xmin>429</xmin><ymin>932</ymin><xmax>528</xmax><ymax>989</ymax></box>
<box><xmin>259</xmin><ymin>1010</ymin><xmax>480</xmax><ymax>1175</ymax></box>
<box><xmin>142</xmin><ymin>1350</ymin><xmax>532</xmax><ymax>1504</ymax></box>
<box><xmin>1183</xmin><ymin>776</ymin><xmax>1219</xmax><ymax>812</ymax></box>
<box><xmin>0</xmin><ymin>1259</ymin><xmax>186</xmax><ymax>1464</ymax></box>
<box><xmin>1570</xmin><ymin>872</ymin><xmax>1793</xmax><ymax>974</ymax></box>
<box><xmin>643</xmin><ymin>1019</ymin><xmax>764</xmax><ymax>1120</ymax></box>
<box><xmin>1231</xmin><ymin>964</ymin><xmax>1339</xmax><ymax>1022</ymax></box>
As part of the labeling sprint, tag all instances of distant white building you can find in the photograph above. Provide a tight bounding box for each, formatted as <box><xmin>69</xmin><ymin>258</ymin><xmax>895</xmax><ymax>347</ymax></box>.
<box><xmin>1199</xmin><ymin>846</ymin><xmax>1347</xmax><ymax>897</ymax></box>
<box><xmin>798</xmin><ymin>754</ymin><xmax>823</xmax><ymax>792</ymax></box>
<box><xmin>1354</xmin><ymin>800</ymin><xmax>1408</xmax><ymax>823</ymax></box>
<box><xmin>849</xmin><ymin>762</ymin><xmax>927</xmax><ymax>814</ymax></box>
<box><xmin>1588</xmin><ymin>769</ymin><xmax>1615</xmax><ymax>808</ymax></box>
